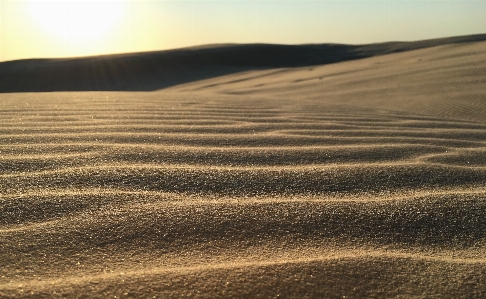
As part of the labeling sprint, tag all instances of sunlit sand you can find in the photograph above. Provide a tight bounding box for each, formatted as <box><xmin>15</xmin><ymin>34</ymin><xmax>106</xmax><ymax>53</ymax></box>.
<box><xmin>1</xmin><ymin>35</ymin><xmax>486</xmax><ymax>298</ymax></box>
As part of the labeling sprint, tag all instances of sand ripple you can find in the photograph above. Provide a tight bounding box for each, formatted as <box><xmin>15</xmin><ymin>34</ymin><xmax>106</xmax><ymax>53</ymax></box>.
<box><xmin>1</xmin><ymin>42</ymin><xmax>486</xmax><ymax>298</ymax></box>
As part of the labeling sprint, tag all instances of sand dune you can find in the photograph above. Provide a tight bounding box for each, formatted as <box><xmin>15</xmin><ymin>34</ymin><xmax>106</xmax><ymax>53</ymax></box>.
<box><xmin>1</xmin><ymin>37</ymin><xmax>486</xmax><ymax>298</ymax></box>
<box><xmin>1</xmin><ymin>33</ymin><xmax>485</xmax><ymax>93</ymax></box>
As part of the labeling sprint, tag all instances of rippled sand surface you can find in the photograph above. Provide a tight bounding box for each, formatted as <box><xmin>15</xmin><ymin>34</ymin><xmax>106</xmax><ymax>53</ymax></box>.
<box><xmin>1</xmin><ymin>41</ymin><xmax>486</xmax><ymax>298</ymax></box>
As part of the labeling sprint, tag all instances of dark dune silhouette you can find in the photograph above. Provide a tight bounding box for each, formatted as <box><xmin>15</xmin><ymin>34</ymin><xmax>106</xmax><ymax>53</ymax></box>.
<box><xmin>1</xmin><ymin>33</ymin><xmax>485</xmax><ymax>92</ymax></box>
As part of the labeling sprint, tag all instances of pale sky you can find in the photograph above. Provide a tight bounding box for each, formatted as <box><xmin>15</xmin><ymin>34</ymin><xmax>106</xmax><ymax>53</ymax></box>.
<box><xmin>1</xmin><ymin>0</ymin><xmax>485</xmax><ymax>62</ymax></box>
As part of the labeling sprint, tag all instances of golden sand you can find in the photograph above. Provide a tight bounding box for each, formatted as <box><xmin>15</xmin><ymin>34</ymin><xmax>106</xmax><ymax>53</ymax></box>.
<box><xmin>1</xmin><ymin>40</ymin><xmax>486</xmax><ymax>298</ymax></box>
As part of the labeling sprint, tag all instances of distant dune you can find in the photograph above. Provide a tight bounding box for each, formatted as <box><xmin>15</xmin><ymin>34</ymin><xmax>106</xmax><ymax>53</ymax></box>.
<box><xmin>1</xmin><ymin>35</ymin><xmax>486</xmax><ymax>298</ymax></box>
<box><xmin>1</xmin><ymin>33</ymin><xmax>486</xmax><ymax>92</ymax></box>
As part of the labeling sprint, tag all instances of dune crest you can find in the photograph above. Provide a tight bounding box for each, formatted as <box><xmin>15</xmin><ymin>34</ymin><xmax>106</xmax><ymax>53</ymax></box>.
<box><xmin>1</xmin><ymin>33</ymin><xmax>485</xmax><ymax>93</ymax></box>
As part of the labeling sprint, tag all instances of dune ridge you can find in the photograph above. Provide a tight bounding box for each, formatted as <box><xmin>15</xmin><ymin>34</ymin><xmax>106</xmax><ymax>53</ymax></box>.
<box><xmin>1</xmin><ymin>33</ymin><xmax>485</xmax><ymax>93</ymax></box>
<box><xmin>1</xmin><ymin>38</ymin><xmax>486</xmax><ymax>298</ymax></box>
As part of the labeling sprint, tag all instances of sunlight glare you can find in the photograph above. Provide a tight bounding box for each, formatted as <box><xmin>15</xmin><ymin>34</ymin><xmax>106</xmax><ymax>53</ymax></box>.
<box><xmin>25</xmin><ymin>1</ymin><xmax>126</xmax><ymax>49</ymax></box>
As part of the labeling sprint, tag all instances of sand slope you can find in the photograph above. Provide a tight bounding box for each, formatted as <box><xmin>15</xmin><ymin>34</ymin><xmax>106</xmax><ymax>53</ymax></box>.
<box><xmin>1</xmin><ymin>33</ymin><xmax>485</xmax><ymax>93</ymax></box>
<box><xmin>1</xmin><ymin>40</ymin><xmax>486</xmax><ymax>298</ymax></box>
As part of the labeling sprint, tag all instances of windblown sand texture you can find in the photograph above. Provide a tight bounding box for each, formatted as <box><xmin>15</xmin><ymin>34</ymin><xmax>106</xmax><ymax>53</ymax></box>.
<box><xmin>1</xmin><ymin>39</ymin><xmax>486</xmax><ymax>298</ymax></box>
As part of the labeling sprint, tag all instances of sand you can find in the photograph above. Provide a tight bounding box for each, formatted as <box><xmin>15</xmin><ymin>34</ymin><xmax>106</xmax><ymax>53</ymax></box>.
<box><xmin>1</xmin><ymin>39</ymin><xmax>486</xmax><ymax>298</ymax></box>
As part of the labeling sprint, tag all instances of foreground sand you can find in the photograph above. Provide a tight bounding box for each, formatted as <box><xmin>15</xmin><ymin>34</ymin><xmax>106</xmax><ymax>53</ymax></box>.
<box><xmin>1</xmin><ymin>41</ymin><xmax>486</xmax><ymax>298</ymax></box>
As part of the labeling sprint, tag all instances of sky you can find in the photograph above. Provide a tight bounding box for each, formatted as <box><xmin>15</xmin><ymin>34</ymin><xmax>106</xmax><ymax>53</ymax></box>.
<box><xmin>1</xmin><ymin>0</ymin><xmax>485</xmax><ymax>62</ymax></box>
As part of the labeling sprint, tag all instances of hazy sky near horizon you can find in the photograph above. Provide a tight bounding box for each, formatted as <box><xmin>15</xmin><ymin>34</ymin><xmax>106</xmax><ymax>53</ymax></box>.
<box><xmin>1</xmin><ymin>0</ymin><xmax>485</xmax><ymax>62</ymax></box>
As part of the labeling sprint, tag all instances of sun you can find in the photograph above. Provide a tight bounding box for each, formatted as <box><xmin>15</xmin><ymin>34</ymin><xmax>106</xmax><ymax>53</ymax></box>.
<box><xmin>25</xmin><ymin>1</ymin><xmax>126</xmax><ymax>51</ymax></box>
